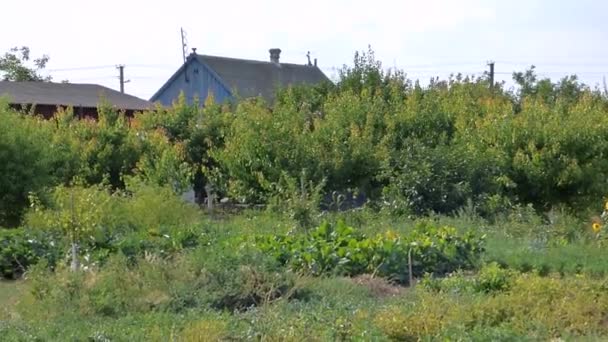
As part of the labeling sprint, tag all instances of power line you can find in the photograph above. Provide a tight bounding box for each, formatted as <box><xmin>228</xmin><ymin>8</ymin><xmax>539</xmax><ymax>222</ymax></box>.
<box><xmin>496</xmin><ymin>60</ymin><xmax>608</xmax><ymax>67</ymax></box>
<box><xmin>127</xmin><ymin>64</ymin><xmax>177</xmax><ymax>69</ymax></box>
<box><xmin>66</xmin><ymin>76</ymin><xmax>118</xmax><ymax>81</ymax></box>
<box><xmin>46</xmin><ymin>65</ymin><xmax>115</xmax><ymax>72</ymax></box>
<box><xmin>46</xmin><ymin>64</ymin><xmax>175</xmax><ymax>74</ymax></box>
<box><xmin>495</xmin><ymin>71</ymin><xmax>607</xmax><ymax>75</ymax></box>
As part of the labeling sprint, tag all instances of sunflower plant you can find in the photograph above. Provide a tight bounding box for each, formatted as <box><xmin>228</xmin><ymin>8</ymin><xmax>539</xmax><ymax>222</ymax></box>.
<box><xmin>592</xmin><ymin>201</ymin><xmax>608</xmax><ymax>242</ymax></box>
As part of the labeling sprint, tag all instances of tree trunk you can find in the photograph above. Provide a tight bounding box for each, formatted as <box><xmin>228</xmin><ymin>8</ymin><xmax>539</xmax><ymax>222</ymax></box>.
<box><xmin>70</xmin><ymin>242</ymin><xmax>80</xmax><ymax>272</ymax></box>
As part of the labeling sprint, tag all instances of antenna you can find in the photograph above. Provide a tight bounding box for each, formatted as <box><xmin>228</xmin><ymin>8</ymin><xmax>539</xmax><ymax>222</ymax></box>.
<box><xmin>306</xmin><ymin>51</ymin><xmax>312</xmax><ymax>66</ymax></box>
<box><xmin>181</xmin><ymin>28</ymin><xmax>189</xmax><ymax>82</ymax></box>
<box><xmin>181</xmin><ymin>27</ymin><xmax>188</xmax><ymax>64</ymax></box>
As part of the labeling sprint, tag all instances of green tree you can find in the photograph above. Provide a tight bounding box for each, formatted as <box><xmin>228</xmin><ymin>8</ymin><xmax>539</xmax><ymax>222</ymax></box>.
<box><xmin>0</xmin><ymin>102</ymin><xmax>56</xmax><ymax>227</ymax></box>
<box><xmin>0</xmin><ymin>46</ymin><xmax>51</xmax><ymax>82</ymax></box>
<box><xmin>28</xmin><ymin>185</ymin><xmax>111</xmax><ymax>271</ymax></box>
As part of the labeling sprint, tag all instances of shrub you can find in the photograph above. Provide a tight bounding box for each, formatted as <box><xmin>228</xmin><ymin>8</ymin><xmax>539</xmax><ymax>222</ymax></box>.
<box><xmin>0</xmin><ymin>228</ymin><xmax>63</xmax><ymax>279</ymax></box>
<box><xmin>20</xmin><ymin>246</ymin><xmax>301</xmax><ymax>318</ymax></box>
<box><xmin>473</xmin><ymin>262</ymin><xmax>515</xmax><ymax>293</ymax></box>
<box><xmin>265</xmin><ymin>170</ymin><xmax>325</xmax><ymax>229</ymax></box>
<box><xmin>187</xmin><ymin>246</ymin><xmax>301</xmax><ymax>311</ymax></box>
<box><xmin>0</xmin><ymin>106</ymin><xmax>58</xmax><ymax>226</ymax></box>
<box><xmin>420</xmin><ymin>262</ymin><xmax>515</xmax><ymax>294</ymax></box>
<box><xmin>23</xmin><ymin>182</ymin><xmax>203</xmax><ymax>271</ymax></box>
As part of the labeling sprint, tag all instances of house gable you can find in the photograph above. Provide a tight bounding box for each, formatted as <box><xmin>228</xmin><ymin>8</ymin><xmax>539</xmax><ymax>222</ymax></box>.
<box><xmin>151</xmin><ymin>50</ymin><xmax>331</xmax><ymax>106</ymax></box>
<box><xmin>150</xmin><ymin>57</ymin><xmax>232</xmax><ymax>106</ymax></box>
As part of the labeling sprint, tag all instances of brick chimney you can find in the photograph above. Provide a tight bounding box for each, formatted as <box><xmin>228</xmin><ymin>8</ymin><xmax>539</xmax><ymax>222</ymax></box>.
<box><xmin>269</xmin><ymin>48</ymin><xmax>281</xmax><ymax>63</ymax></box>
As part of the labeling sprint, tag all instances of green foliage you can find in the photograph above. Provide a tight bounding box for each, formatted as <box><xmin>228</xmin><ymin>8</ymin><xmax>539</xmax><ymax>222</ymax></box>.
<box><xmin>0</xmin><ymin>46</ymin><xmax>51</xmax><ymax>82</ymax></box>
<box><xmin>259</xmin><ymin>221</ymin><xmax>484</xmax><ymax>283</ymax></box>
<box><xmin>265</xmin><ymin>170</ymin><xmax>325</xmax><ymax>229</ymax></box>
<box><xmin>474</xmin><ymin>90</ymin><xmax>608</xmax><ymax>211</ymax></box>
<box><xmin>0</xmin><ymin>102</ymin><xmax>193</xmax><ymax>228</ymax></box>
<box><xmin>187</xmin><ymin>247</ymin><xmax>301</xmax><ymax>311</ymax></box>
<box><xmin>134</xmin><ymin>93</ymin><xmax>230</xmax><ymax>198</ymax></box>
<box><xmin>0</xmin><ymin>229</ymin><xmax>63</xmax><ymax>279</ymax></box>
<box><xmin>473</xmin><ymin>262</ymin><xmax>516</xmax><ymax>293</ymax></box>
<box><xmin>4</xmin><ymin>212</ymin><xmax>608</xmax><ymax>340</ymax></box>
<box><xmin>24</xmin><ymin>182</ymin><xmax>202</xmax><ymax>268</ymax></box>
<box><xmin>376</xmin><ymin>272</ymin><xmax>608</xmax><ymax>340</ymax></box>
<box><xmin>5</xmin><ymin>47</ymin><xmax>608</xmax><ymax>339</ymax></box>
<box><xmin>0</xmin><ymin>106</ymin><xmax>57</xmax><ymax>226</ymax></box>
<box><xmin>4</xmin><ymin>48</ymin><xmax>608</xmax><ymax>225</ymax></box>
<box><xmin>421</xmin><ymin>262</ymin><xmax>515</xmax><ymax>294</ymax></box>
<box><xmin>208</xmin><ymin>50</ymin><xmax>608</xmax><ymax>217</ymax></box>
<box><xmin>20</xmin><ymin>246</ymin><xmax>300</xmax><ymax>318</ymax></box>
<box><xmin>62</xmin><ymin>103</ymin><xmax>191</xmax><ymax>190</ymax></box>
<box><xmin>28</xmin><ymin>184</ymin><xmax>112</xmax><ymax>245</ymax></box>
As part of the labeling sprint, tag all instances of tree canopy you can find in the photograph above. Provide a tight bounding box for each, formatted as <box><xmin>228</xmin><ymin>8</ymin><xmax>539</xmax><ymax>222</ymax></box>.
<box><xmin>0</xmin><ymin>46</ymin><xmax>51</xmax><ymax>82</ymax></box>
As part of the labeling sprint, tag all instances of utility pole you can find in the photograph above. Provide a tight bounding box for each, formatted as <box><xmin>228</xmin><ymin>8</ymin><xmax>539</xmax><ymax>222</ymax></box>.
<box><xmin>488</xmin><ymin>61</ymin><xmax>495</xmax><ymax>90</ymax></box>
<box><xmin>117</xmin><ymin>65</ymin><xmax>125</xmax><ymax>93</ymax></box>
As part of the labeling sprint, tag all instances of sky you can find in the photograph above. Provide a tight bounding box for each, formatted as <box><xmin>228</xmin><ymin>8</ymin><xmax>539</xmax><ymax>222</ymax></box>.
<box><xmin>1</xmin><ymin>0</ymin><xmax>607</xmax><ymax>100</ymax></box>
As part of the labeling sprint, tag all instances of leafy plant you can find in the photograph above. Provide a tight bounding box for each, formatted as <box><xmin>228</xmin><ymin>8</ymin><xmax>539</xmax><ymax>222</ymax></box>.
<box><xmin>259</xmin><ymin>221</ymin><xmax>484</xmax><ymax>283</ymax></box>
<box><xmin>0</xmin><ymin>228</ymin><xmax>63</xmax><ymax>279</ymax></box>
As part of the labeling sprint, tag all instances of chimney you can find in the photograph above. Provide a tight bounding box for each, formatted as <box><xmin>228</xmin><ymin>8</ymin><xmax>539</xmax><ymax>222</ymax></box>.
<box><xmin>314</xmin><ymin>58</ymin><xmax>317</xmax><ymax>67</ymax></box>
<box><xmin>269</xmin><ymin>48</ymin><xmax>281</xmax><ymax>63</ymax></box>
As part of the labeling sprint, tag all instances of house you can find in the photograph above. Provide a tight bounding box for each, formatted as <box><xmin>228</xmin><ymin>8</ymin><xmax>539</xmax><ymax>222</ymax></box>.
<box><xmin>150</xmin><ymin>48</ymin><xmax>330</xmax><ymax>105</ymax></box>
<box><xmin>0</xmin><ymin>81</ymin><xmax>153</xmax><ymax>118</ymax></box>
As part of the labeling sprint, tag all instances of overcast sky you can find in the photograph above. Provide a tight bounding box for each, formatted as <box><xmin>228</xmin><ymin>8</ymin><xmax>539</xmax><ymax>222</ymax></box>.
<box><xmin>2</xmin><ymin>0</ymin><xmax>607</xmax><ymax>99</ymax></box>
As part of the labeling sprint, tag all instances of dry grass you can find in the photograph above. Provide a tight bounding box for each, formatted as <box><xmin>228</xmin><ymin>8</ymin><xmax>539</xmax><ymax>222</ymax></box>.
<box><xmin>350</xmin><ymin>274</ymin><xmax>403</xmax><ymax>298</ymax></box>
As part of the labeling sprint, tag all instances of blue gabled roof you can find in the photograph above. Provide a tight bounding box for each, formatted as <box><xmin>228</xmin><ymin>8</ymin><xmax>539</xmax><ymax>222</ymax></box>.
<box><xmin>151</xmin><ymin>52</ymin><xmax>330</xmax><ymax>103</ymax></box>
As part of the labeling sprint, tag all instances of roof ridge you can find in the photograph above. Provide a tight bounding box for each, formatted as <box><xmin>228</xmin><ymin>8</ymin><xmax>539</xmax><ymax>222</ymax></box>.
<box><xmin>197</xmin><ymin>54</ymin><xmax>315</xmax><ymax>68</ymax></box>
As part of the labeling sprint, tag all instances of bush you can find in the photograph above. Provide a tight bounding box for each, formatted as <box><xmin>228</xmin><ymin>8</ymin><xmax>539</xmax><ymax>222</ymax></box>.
<box><xmin>23</xmin><ymin>182</ymin><xmax>203</xmax><ymax>271</ymax></box>
<box><xmin>19</xmin><ymin>245</ymin><xmax>301</xmax><ymax>318</ymax></box>
<box><xmin>186</xmin><ymin>246</ymin><xmax>302</xmax><ymax>311</ymax></box>
<box><xmin>0</xmin><ymin>228</ymin><xmax>63</xmax><ymax>279</ymax></box>
<box><xmin>0</xmin><ymin>106</ymin><xmax>58</xmax><ymax>227</ymax></box>
<box><xmin>420</xmin><ymin>262</ymin><xmax>515</xmax><ymax>294</ymax></box>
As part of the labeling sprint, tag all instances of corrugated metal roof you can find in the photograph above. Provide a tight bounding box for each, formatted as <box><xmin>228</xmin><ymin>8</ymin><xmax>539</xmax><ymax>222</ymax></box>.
<box><xmin>196</xmin><ymin>54</ymin><xmax>330</xmax><ymax>102</ymax></box>
<box><xmin>0</xmin><ymin>81</ymin><xmax>153</xmax><ymax>110</ymax></box>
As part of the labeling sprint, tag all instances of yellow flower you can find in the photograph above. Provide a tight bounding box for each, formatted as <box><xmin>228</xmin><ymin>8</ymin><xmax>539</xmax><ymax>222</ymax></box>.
<box><xmin>385</xmin><ymin>230</ymin><xmax>398</xmax><ymax>240</ymax></box>
<box><xmin>592</xmin><ymin>222</ymin><xmax>602</xmax><ymax>234</ymax></box>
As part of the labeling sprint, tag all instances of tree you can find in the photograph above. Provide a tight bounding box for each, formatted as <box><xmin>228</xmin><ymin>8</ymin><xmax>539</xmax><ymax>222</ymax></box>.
<box><xmin>0</xmin><ymin>46</ymin><xmax>51</xmax><ymax>82</ymax></box>
<box><xmin>0</xmin><ymin>104</ymin><xmax>57</xmax><ymax>227</ymax></box>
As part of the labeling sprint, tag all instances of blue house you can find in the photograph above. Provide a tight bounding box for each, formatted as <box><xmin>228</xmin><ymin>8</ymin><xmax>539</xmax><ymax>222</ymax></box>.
<box><xmin>150</xmin><ymin>48</ymin><xmax>330</xmax><ymax>105</ymax></box>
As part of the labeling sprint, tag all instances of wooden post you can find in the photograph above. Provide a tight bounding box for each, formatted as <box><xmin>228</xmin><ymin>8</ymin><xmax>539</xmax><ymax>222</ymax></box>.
<box><xmin>408</xmin><ymin>248</ymin><xmax>414</xmax><ymax>287</ymax></box>
<box><xmin>70</xmin><ymin>189</ymin><xmax>80</xmax><ymax>272</ymax></box>
<box><xmin>204</xmin><ymin>183</ymin><xmax>214</xmax><ymax>211</ymax></box>
<box><xmin>70</xmin><ymin>243</ymin><xmax>80</xmax><ymax>272</ymax></box>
